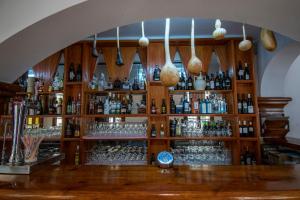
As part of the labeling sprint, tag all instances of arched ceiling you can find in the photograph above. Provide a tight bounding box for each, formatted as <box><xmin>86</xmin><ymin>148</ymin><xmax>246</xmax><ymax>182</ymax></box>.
<box><xmin>0</xmin><ymin>0</ymin><xmax>300</xmax><ymax>83</ymax></box>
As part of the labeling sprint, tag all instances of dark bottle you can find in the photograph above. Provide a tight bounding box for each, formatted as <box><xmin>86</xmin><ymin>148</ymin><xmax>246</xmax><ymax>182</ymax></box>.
<box><xmin>76</xmin><ymin>64</ymin><xmax>82</xmax><ymax>82</ymax></box>
<box><xmin>187</xmin><ymin>75</ymin><xmax>193</xmax><ymax>90</ymax></box>
<box><xmin>205</xmin><ymin>74</ymin><xmax>211</xmax><ymax>90</ymax></box>
<box><xmin>248</xmin><ymin>121</ymin><xmax>254</xmax><ymax>137</ymax></box>
<box><xmin>170</xmin><ymin>95</ymin><xmax>176</xmax><ymax>114</ymax></box>
<box><xmin>225</xmin><ymin>71</ymin><xmax>231</xmax><ymax>90</ymax></box>
<box><xmin>239</xmin><ymin>120</ymin><xmax>243</xmax><ymax>137</ymax></box>
<box><xmin>215</xmin><ymin>73</ymin><xmax>220</xmax><ymax>89</ymax></box>
<box><xmin>237</xmin><ymin>94</ymin><xmax>242</xmax><ymax>114</ymax></box>
<box><xmin>170</xmin><ymin>119</ymin><xmax>176</xmax><ymax>137</ymax></box>
<box><xmin>242</xmin><ymin>121</ymin><xmax>249</xmax><ymax>137</ymax></box>
<box><xmin>121</xmin><ymin>97</ymin><xmax>127</xmax><ymax>114</ymax></box>
<box><xmin>244</xmin><ymin>63</ymin><xmax>250</xmax><ymax>80</ymax></box>
<box><xmin>153</xmin><ymin>65</ymin><xmax>161</xmax><ymax>81</ymax></box>
<box><xmin>151</xmin><ymin>124</ymin><xmax>157</xmax><ymax>138</ymax></box>
<box><xmin>237</xmin><ymin>61</ymin><xmax>244</xmax><ymax>80</ymax></box>
<box><xmin>132</xmin><ymin>78</ymin><xmax>140</xmax><ymax>90</ymax></box>
<box><xmin>89</xmin><ymin>96</ymin><xmax>95</xmax><ymax>114</ymax></box>
<box><xmin>245</xmin><ymin>147</ymin><xmax>253</xmax><ymax>165</ymax></box>
<box><xmin>183</xmin><ymin>93</ymin><xmax>190</xmax><ymax>114</ymax></box>
<box><xmin>151</xmin><ymin>99</ymin><xmax>156</xmax><ymax>114</ymax></box>
<box><xmin>242</xmin><ymin>94</ymin><xmax>248</xmax><ymax>114</ymax></box>
<box><xmin>67</xmin><ymin>96</ymin><xmax>72</xmax><ymax>114</ymax></box>
<box><xmin>209</xmin><ymin>73</ymin><xmax>215</xmax><ymax>90</ymax></box>
<box><xmin>150</xmin><ymin>153</ymin><xmax>156</xmax><ymax>165</ymax></box>
<box><xmin>65</xmin><ymin>120</ymin><xmax>73</xmax><ymax>137</ymax></box>
<box><xmin>36</xmin><ymin>97</ymin><xmax>42</xmax><ymax>115</ymax></box>
<box><xmin>69</xmin><ymin>63</ymin><xmax>76</xmax><ymax>82</ymax></box>
<box><xmin>161</xmin><ymin>99</ymin><xmax>167</xmax><ymax>114</ymax></box>
<box><xmin>247</xmin><ymin>93</ymin><xmax>254</xmax><ymax>113</ymax></box>
<box><xmin>221</xmin><ymin>72</ymin><xmax>226</xmax><ymax>90</ymax></box>
<box><xmin>96</xmin><ymin>99</ymin><xmax>104</xmax><ymax>114</ymax></box>
<box><xmin>74</xmin><ymin>118</ymin><xmax>80</xmax><ymax>138</ymax></box>
<box><xmin>113</xmin><ymin>78</ymin><xmax>122</xmax><ymax>89</ymax></box>
<box><xmin>75</xmin><ymin>145</ymin><xmax>80</xmax><ymax>166</ymax></box>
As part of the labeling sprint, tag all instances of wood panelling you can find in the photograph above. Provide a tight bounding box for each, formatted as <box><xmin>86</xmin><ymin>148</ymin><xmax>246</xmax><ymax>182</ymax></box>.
<box><xmin>196</xmin><ymin>46</ymin><xmax>213</xmax><ymax>73</ymax></box>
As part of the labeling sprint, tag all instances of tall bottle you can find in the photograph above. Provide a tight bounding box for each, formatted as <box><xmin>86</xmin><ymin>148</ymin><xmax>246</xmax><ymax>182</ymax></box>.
<box><xmin>69</xmin><ymin>63</ymin><xmax>76</xmax><ymax>82</ymax></box>
<box><xmin>237</xmin><ymin>61</ymin><xmax>244</xmax><ymax>80</ymax></box>
<box><xmin>242</xmin><ymin>121</ymin><xmax>249</xmax><ymax>137</ymax></box>
<box><xmin>237</xmin><ymin>94</ymin><xmax>242</xmax><ymax>114</ymax></box>
<box><xmin>209</xmin><ymin>74</ymin><xmax>215</xmax><ymax>90</ymax></box>
<box><xmin>183</xmin><ymin>93</ymin><xmax>190</xmax><ymax>114</ymax></box>
<box><xmin>153</xmin><ymin>65</ymin><xmax>161</xmax><ymax>81</ymax></box>
<box><xmin>215</xmin><ymin>73</ymin><xmax>220</xmax><ymax>90</ymax></box>
<box><xmin>161</xmin><ymin>99</ymin><xmax>167</xmax><ymax>114</ymax></box>
<box><xmin>56</xmin><ymin>97</ymin><xmax>62</xmax><ymax>115</ymax></box>
<box><xmin>242</xmin><ymin>94</ymin><xmax>248</xmax><ymax>114</ymax></box>
<box><xmin>151</xmin><ymin>124</ymin><xmax>157</xmax><ymax>138</ymax></box>
<box><xmin>151</xmin><ymin>99</ymin><xmax>156</xmax><ymax>114</ymax></box>
<box><xmin>247</xmin><ymin>93</ymin><xmax>254</xmax><ymax>113</ymax></box>
<box><xmin>181</xmin><ymin>73</ymin><xmax>186</xmax><ymax>90</ymax></box>
<box><xmin>187</xmin><ymin>75</ymin><xmax>193</xmax><ymax>90</ymax></box>
<box><xmin>76</xmin><ymin>64</ymin><xmax>82</xmax><ymax>82</ymax></box>
<box><xmin>248</xmin><ymin>121</ymin><xmax>254</xmax><ymax>136</ymax></box>
<box><xmin>170</xmin><ymin>95</ymin><xmax>176</xmax><ymax>114</ymax></box>
<box><xmin>75</xmin><ymin>145</ymin><xmax>80</xmax><ymax>166</ymax></box>
<box><xmin>67</xmin><ymin>96</ymin><xmax>72</xmax><ymax>114</ymax></box>
<box><xmin>160</xmin><ymin>123</ymin><xmax>165</xmax><ymax>137</ymax></box>
<box><xmin>76</xmin><ymin>94</ymin><xmax>81</xmax><ymax>115</ymax></box>
<box><xmin>244</xmin><ymin>63</ymin><xmax>250</xmax><ymax>80</ymax></box>
<box><xmin>225</xmin><ymin>71</ymin><xmax>231</xmax><ymax>90</ymax></box>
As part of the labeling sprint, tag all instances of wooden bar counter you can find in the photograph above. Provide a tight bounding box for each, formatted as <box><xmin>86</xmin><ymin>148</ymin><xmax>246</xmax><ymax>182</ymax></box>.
<box><xmin>0</xmin><ymin>165</ymin><xmax>300</xmax><ymax>199</ymax></box>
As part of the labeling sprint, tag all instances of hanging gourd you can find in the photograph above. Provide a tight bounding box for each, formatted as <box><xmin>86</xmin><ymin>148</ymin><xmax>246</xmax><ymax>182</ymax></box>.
<box><xmin>92</xmin><ymin>34</ymin><xmax>99</xmax><ymax>57</ymax></box>
<box><xmin>160</xmin><ymin>18</ymin><xmax>180</xmax><ymax>87</ymax></box>
<box><xmin>260</xmin><ymin>28</ymin><xmax>277</xmax><ymax>51</ymax></box>
<box><xmin>212</xmin><ymin>19</ymin><xmax>227</xmax><ymax>40</ymax></box>
<box><xmin>187</xmin><ymin>18</ymin><xmax>203</xmax><ymax>75</ymax></box>
<box><xmin>239</xmin><ymin>24</ymin><xmax>252</xmax><ymax>51</ymax></box>
<box><xmin>139</xmin><ymin>21</ymin><xmax>149</xmax><ymax>47</ymax></box>
<box><xmin>116</xmin><ymin>26</ymin><xmax>124</xmax><ymax>66</ymax></box>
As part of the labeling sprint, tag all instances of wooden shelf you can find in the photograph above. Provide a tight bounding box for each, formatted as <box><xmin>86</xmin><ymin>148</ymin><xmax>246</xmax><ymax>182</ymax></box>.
<box><xmin>149</xmin><ymin>137</ymin><xmax>169</xmax><ymax>140</ymax></box>
<box><xmin>168</xmin><ymin>114</ymin><xmax>236</xmax><ymax>117</ymax></box>
<box><xmin>239</xmin><ymin>137</ymin><xmax>258</xmax><ymax>141</ymax></box>
<box><xmin>236</xmin><ymin>80</ymin><xmax>254</xmax><ymax>84</ymax></box>
<box><xmin>82</xmin><ymin>136</ymin><xmax>147</xmax><ymax>140</ymax></box>
<box><xmin>0</xmin><ymin>115</ymin><xmax>12</xmax><ymax>118</ymax></box>
<box><xmin>65</xmin><ymin>82</ymin><xmax>82</xmax><ymax>85</ymax></box>
<box><xmin>169</xmin><ymin>137</ymin><xmax>237</xmax><ymax>141</ymax></box>
<box><xmin>39</xmin><ymin>91</ymin><xmax>64</xmax><ymax>95</ymax></box>
<box><xmin>28</xmin><ymin>114</ymin><xmax>62</xmax><ymax>118</ymax></box>
<box><xmin>238</xmin><ymin>114</ymin><xmax>256</xmax><ymax>117</ymax></box>
<box><xmin>64</xmin><ymin>114</ymin><xmax>82</xmax><ymax>118</ymax></box>
<box><xmin>16</xmin><ymin>91</ymin><xmax>32</xmax><ymax>96</ymax></box>
<box><xmin>84</xmin><ymin>114</ymin><xmax>147</xmax><ymax>118</ymax></box>
<box><xmin>169</xmin><ymin>89</ymin><xmax>232</xmax><ymax>94</ymax></box>
<box><xmin>85</xmin><ymin>90</ymin><xmax>147</xmax><ymax>94</ymax></box>
<box><xmin>63</xmin><ymin>138</ymin><xmax>80</xmax><ymax>141</ymax></box>
<box><xmin>149</xmin><ymin>114</ymin><xmax>168</xmax><ymax>117</ymax></box>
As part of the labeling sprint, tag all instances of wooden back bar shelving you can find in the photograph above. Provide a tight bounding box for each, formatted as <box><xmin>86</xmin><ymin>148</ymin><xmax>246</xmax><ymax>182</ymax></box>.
<box><xmin>0</xmin><ymin>38</ymin><xmax>261</xmax><ymax>165</ymax></box>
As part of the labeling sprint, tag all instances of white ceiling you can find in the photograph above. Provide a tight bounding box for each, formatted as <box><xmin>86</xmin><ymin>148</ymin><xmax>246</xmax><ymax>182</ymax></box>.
<box><xmin>97</xmin><ymin>18</ymin><xmax>260</xmax><ymax>40</ymax></box>
<box><xmin>1</xmin><ymin>0</ymin><xmax>300</xmax><ymax>83</ymax></box>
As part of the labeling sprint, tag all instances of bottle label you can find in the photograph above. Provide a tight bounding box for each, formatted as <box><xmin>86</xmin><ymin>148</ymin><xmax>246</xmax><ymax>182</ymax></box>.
<box><xmin>248</xmin><ymin>106</ymin><xmax>254</xmax><ymax>113</ymax></box>
<box><xmin>201</xmin><ymin>103</ymin><xmax>207</xmax><ymax>114</ymax></box>
<box><xmin>245</xmin><ymin>74</ymin><xmax>250</xmax><ymax>80</ymax></box>
<box><xmin>238</xmin><ymin>70</ymin><xmax>244</xmax><ymax>76</ymax></box>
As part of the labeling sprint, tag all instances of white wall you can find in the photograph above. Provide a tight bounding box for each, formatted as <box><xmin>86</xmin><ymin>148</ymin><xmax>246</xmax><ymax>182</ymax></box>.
<box><xmin>284</xmin><ymin>55</ymin><xmax>300</xmax><ymax>139</ymax></box>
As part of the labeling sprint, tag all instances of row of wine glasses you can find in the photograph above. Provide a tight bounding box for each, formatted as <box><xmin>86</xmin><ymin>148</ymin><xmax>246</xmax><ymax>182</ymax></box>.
<box><xmin>86</xmin><ymin>121</ymin><xmax>147</xmax><ymax>138</ymax></box>
<box><xmin>171</xmin><ymin>141</ymin><xmax>232</xmax><ymax>165</ymax></box>
<box><xmin>86</xmin><ymin>142</ymin><xmax>147</xmax><ymax>165</ymax></box>
<box><xmin>25</xmin><ymin>126</ymin><xmax>62</xmax><ymax>139</ymax></box>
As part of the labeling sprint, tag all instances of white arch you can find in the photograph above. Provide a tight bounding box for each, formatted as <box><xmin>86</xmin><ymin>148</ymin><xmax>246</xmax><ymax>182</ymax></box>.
<box><xmin>1</xmin><ymin>0</ymin><xmax>300</xmax><ymax>82</ymax></box>
<box><xmin>261</xmin><ymin>42</ymin><xmax>300</xmax><ymax>97</ymax></box>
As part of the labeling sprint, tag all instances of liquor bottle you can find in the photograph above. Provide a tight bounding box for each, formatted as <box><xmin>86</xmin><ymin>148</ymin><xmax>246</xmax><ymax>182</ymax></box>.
<box><xmin>242</xmin><ymin>94</ymin><xmax>248</xmax><ymax>114</ymax></box>
<box><xmin>225</xmin><ymin>71</ymin><xmax>231</xmax><ymax>90</ymax></box>
<box><xmin>151</xmin><ymin>124</ymin><xmax>157</xmax><ymax>138</ymax></box>
<box><xmin>75</xmin><ymin>145</ymin><xmax>80</xmax><ymax>166</ymax></box>
<box><xmin>153</xmin><ymin>65</ymin><xmax>161</xmax><ymax>81</ymax></box>
<box><xmin>209</xmin><ymin>74</ymin><xmax>215</xmax><ymax>90</ymax></box>
<box><xmin>170</xmin><ymin>119</ymin><xmax>176</xmax><ymax>137</ymax></box>
<box><xmin>193</xmin><ymin>97</ymin><xmax>199</xmax><ymax>114</ymax></box>
<box><xmin>127</xmin><ymin>94</ymin><xmax>132</xmax><ymax>114</ymax></box>
<box><xmin>122</xmin><ymin>77</ymin><xmax>130</xmax><ymax>90</ymax></box>
<box><xmin>74</xmin><ymin>119</ymin><xmax>80</xmax><ymax>137</ymax></box>
<box><xmin>57</xmin><ymin>98</ymin><xmax>62</xmax><ymax>115</ymax></box>
<box><xmin>67</xmin><ymin>96</ymin><xmax>72</xmax><ymax>114</ymax></box>
<box><xmin>161</xmin><ymin>99</ymin><xmax>167</xmax><ymax>114</ymax></box>
<box><xmin>89</xmin><ymin>96</ymin><xmax>95</xmax><ymax>114</ymax></box>
<box><xmin>248</xmin><ymin>121</ymin><xmax>254</xmax><ymax>136</ymax></box>
<box><xmin>69</xmin><ymin>63</ymin><xmax>76</xmax><ymax>82</ymax></box>
<box><xmin>65</xmin><ymin>120</ymin><xmax>73</xmax><ymax>137</ymax></box>
<box><xmin>76</xmin><ymin>64</ymin><xmax>82</xmax><ymax>82</ymax></box>
<box><xmin>76</xmin><ymin>94</ymin><xmax>81</xmax><ymax>115</ymax></box>
<box><xmin>221</xmin><ymin>72</ymin><xmax>226</xmax><ymax>90</ymax></box>
<box><xmin>104</xmin><ymin>96</ymin><xmax>110</xmax><ymax>114</ymax></box>
<box><xmin>239</xmin><ymin>120</ymin><xmax>243</xmax><ymax>137</ymax></box>
<box><xmin>150</xmin><ymin>153</ymin><xmax>156</xmax><ymax>166</ymax></box>
<box><xmin>160</xmin><ymin>123</ymin><xmax>165</xmax><ymax>137</ymax></box>
<box><xmin>48</xmin><ymin>96</ymin><xmax>55</xmax><ymax>115</ymax></box>
<box><xmin>183</xmin><ymin>93</ymin><xmax>190</xmax><ymax>114</ymax></box>
<box><xmin>187</xmin><ymin>75</ymin><xmax>193</xmax><ymax>90</ymax></box>
<box><xmin>121</xmin><ymin>97</ymin><xmax>127</xmax><ymax>114</ymax></box>
<box><xmin>151</xmin><ymin>99</ymin><xmax>156</xmax><ymax>114</ymax></box>
<box><xmin>200</xmin><ymin>98</ymin><xmax>207</xmax><ymax>114</ymax></box>
<box><xmin>237</xmin><ymin>61</ymin><xmax>244</xmax><ymax>80</ymax></box>
<box><xmin>206</xmin><ymin>97</ymin><xmax>212</xmax><ymax>114</ymax></box>
<box><xmin>242</xmin><ymin>121</ymin><xmax>249</xmax><ymax>137</ymax></box>
<box><xmin>170</xmin><ymin>95</ymin><xmax>176</xmax><ymax>114</ymax></box>
<box><xmin>132</xmin><ymin>78</ymin><xmax>140</xmax><ymax>90</ymax></box>
<box><xmin>247</xmin><ymin>94</ymin><xmax>254</xmax><ymax>113</ymax></box>
<box><xmin>181</xmin><ymin>73</ymin><xmax>186</xmax><ymax>90</ymax></box>
<box><xmin>237</xmin><ymin>94</ymin><xmax>242</xmax><ymax>114</ymax></box>
<box><xmin>215</xmin><ymin>73</ymin><xmax>220</xmax><ymax>89</ymax></box>
<box><xmin>96</xmin><ymin>98</ymin><xmax>104</xmax><ymax>114</ymax></box>
<box><xmin>175</xmin><ymin>119</ymin><xmax>181</xmax><ymax>137</ymax></box>
<box><xmin>205</xmin><ymin>74</ymin><xmax>211</xmax><ymax>90</ymax></box>
<box><xmin>244</xmin><ymin>63</ymin><xmax>250</xmax><ymax>80</ymax></box>
<box><xmin>36</xmin><ymin>97</ymin><xmax>42</xmax><ymax>115</ymax></box>
<box><xmin>71</xmin><ymin>97</ymin><xmax>76</xmax><ymax>114</ymax></box>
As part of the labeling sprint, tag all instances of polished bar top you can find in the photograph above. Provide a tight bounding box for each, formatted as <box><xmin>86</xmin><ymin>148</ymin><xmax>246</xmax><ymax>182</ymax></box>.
<box><xmin>0</xmin><ymin>165</ymin><xmax>300</xmax><ymax>199</ymax></box>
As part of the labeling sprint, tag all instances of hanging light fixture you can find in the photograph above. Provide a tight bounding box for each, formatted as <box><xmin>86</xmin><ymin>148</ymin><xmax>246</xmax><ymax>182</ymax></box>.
<box><xmin>116</xmin><ymin>26</ymin><xmax>124</xmax><ymax>66</ymax></box>
<box><xmin>212</xmin><ymin>19</ymin><xmax>227</xmax><ymax>40</ymax></box>
<box><xmin>92</xmin><ymin>34</ymin><xmax>99</xmax><ymax>57</ymax></box>
<box><xmin>260</xmin><ymin>28</ymin><xmax>277</xmax><ymax>51</ymax></box>
<box><xmin>139</xmin><ymin>21</ymin><xmax>149</xmax><ymax>47</ymax></box>
<box><xmin>239</xmin><ymin>24</ymin><xmax>252</xmax><ymax>51</ymax></box>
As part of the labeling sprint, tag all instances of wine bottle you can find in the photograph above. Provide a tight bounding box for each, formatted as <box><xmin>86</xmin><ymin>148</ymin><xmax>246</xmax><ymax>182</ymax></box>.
<box><xmin>183</xmin><ymin>93</ymin><xmax>190</xmax><ymax>114</ymax></box>
<box><xmin>76</xmin><ymin>64</ymin><xmax>82</xmax><ymax>82</ymax></box>
<box><xmin>215</xmin><ymin>73</ymin><xmax>220</xmax><ymax>89</ymax></box>
<box><xmin>170</xmin><ymin>119</ymin><xmax>176</xmax><ymax>137</ymax></box>
<box><xmin>76</xmin><ymin>94</ymin><xmax>81</xmax><ymax>115</ymax></box>
<box><xmin>170</xmin><ymin>95</ymin><xmax>176</xmax><ymax>114</ymax></box>
<box><xmin>237</xmin><ymin>94</ymin><xmax>242</xmax><ymax>114</ymax></box>
<box><xmin>225</xmin><ymin>71</ymin><xmax>231</xmax><ymax>90</ymax></box>
<box><xmin>151</xmin><ymin>99</ymin><xmax>156</xmax><ymax>114</ymax></box>
<box><xmin>244</xmin><ymin>63</ymin><xmax>250</xmax><ymax>80</ymax></box>
<box><xmin>247</xmin><ymin>93</ymin><xmax>254</xmax><ymax>113</ymax></box>
<box><xmin>71</xmin><ymin>97</ymin><xmax>76</xmax><ymax>114</ymax></box>
<box><xmin>242</xmin><ymin>121</ymin><xmax>249</xmax><ymax>137</ymax></box>
<box><xmin>205</xmin><ymin>74</ymin><xmax>210</xmax><ymax>90</ymax></box>
<box><xmin>151</xmin><ymin>124</ymin><xmax>157</xmax><ymax>138</ymax></box>
<box><xmin>153</xmin><ymin>65</ymin><xmax>161</xmax><ymax>81</ymax></box>
<box><xmin>187</xmin><ymin>75</ymin><xmax>193</xmax><ymax>90</ymax></box>
<box><xmin>161</xmin><ymin>99</ymin><xmax>167</xmax><ymax>114</ymax></box>
<box><xmin>75</xmin><ymin>145</ymin><xmax>80</xmax><ymax>166</ymax></box>
<box><xmin>242</xmin><ymin>94</ymin><xmax>248</xmax><ymax>114</ymax></box>
<box><xmin>56</xmin><ymin>98</ymin><xmax>62</xmax><ymax>115</ymax></box>
<box><xmin>237</xmin><ymin>61</ymin><xmax>244</xmax><ymax>80</ymax></box>
<box><xmin>209</xmin><ymin>74</ymin><xmax>215</xmax><ymax>90</ymax></box>
<box><xmin>67</xmin><ymin>96</ymin><xmax>72</xmax><ymax>114</ymax></box>
<box><xmin>239</xmin><ymin>120</ymin><xmax>243</xmax><ymax>137</ymax></box>
<box><xmin>69</xmin><ymin>63</ymin><xmax>76</xmax><ymax>82</ymax></box>
<box><xmin>160</xmin><ymin>123</ymin><xmax>165</xmax><ymax>137</ymax></box>
<box><xmin>248</xmin><ymin>121</ymin><xmax>254</xmax><ymax>136</ymax></box>
<box><xmin>181</xmin><ymin>73</ymin><xmax>186</xmax><ymax>90</ymax></box>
